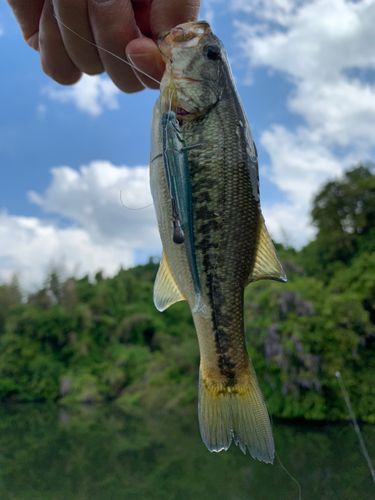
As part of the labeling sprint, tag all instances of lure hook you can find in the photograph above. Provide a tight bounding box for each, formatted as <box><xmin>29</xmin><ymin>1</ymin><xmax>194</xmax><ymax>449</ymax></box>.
<box><xmin>170</xmin><ymin>196</ymin><xmax>184</xmax><ymax>244</ymax></box>
<box><xmin>176</xmin><ymin>26</ymin><xmax>186</xmax><ymax>39</ymax></box>
<box><xmin>158</xmin><ymin>32</ymin><xmax>173</xmax><ymax>64</ymax></box>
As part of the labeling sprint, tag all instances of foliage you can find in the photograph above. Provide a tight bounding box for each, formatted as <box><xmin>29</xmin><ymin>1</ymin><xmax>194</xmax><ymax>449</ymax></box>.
<box><xmin>0</xmin><ymin>164</ymin><xmax>374</xmax><ymax>422</ymax></box>
<box><xmin>299</xmin><ymin>164</ymin><xmax>375</xmax><ymax>281</ymax></box>
<box><xmin>0</xmin><ymin>261</ymin><xmax>198</xmax><ymax>408</ymax></box>
<box><xmin>244</xmin><ymin>274</ymin><xmax>375</xmax><ymax>421</ymax></box>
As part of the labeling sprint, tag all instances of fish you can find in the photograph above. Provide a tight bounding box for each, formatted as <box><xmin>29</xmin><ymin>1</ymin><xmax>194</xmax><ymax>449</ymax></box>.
<box><xmin>150</xmin><ymin>21</ymin><xmax>286</xmax><ymax>463</ymax></box>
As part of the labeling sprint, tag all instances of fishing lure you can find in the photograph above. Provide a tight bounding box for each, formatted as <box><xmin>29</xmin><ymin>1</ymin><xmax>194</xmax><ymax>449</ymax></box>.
<box><xmin>155</xmin><ymin>110</ymin><xmax>208</xmax><ymax>315</ymax></box>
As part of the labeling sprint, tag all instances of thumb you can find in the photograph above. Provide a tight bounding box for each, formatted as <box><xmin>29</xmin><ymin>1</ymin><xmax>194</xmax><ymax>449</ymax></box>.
<box><xmin>149</xmin><ymin>0</ymin><xmax>201</xmax><ymax>38</ymax></box>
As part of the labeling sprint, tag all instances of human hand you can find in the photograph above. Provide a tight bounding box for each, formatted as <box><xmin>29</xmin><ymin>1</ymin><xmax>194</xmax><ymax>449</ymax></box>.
<box><xmin>7</xmin><ymin>0</ymin><xmax>201</xmax><ymax>92</ymax></box>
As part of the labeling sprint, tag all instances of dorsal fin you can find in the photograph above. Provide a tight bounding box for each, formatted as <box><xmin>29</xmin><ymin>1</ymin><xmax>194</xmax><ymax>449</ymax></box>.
<box><xmin>247</xmin><ymin>217</ymin><xmax>287</xmax><ymax>285</ymax></box>
<box><xmin>154</xmin><ymin>252</ymin><xmax>185</xmax><ymax>311</ymax></box>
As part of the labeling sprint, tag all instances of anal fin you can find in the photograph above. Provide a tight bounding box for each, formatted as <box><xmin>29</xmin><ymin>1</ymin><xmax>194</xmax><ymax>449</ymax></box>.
<box><xmin>247</xmin><ymin>217</ymin><xmax>287</xmax><ymax>285</ymax></box>
<box><xmin>154</xmin><ymin>252</ymin><xmax>185</xmax><ymax>311</ymax></box>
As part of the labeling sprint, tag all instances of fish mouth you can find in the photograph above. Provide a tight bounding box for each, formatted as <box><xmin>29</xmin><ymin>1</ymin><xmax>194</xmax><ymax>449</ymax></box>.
<box><xmin>176</xmin><ymin>108</ymin><xmax>196</xmax><ymax>124</ymax></box>
<box><xmin>175</xmin><ymin>105</ymin><xmax>197</xmax><ymax>124</ymax></box>
<box><xmin>176</xmin><ymin>107</ymin><xmax>192</xmax><ymax>116</ymax></box>
<box><xmin>158</xmin><ymin>21</ymin><xmax>211</xmax><ymax>62</ymax></box>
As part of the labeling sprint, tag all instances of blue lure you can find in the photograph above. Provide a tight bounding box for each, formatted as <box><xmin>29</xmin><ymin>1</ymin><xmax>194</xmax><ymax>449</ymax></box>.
<box><xmin>159</xmin><ymin>111</ymin><xmax>208</xmax><ymax>316</ymax></box>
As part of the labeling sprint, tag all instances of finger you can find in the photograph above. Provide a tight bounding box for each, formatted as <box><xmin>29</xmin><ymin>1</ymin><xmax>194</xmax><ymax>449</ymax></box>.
<box><xmin>38</xmin><ymin>0</ymin><xmax>81</xmax><ymax>85</ymax></box>
<box><xmin>88</xmin><ymin>0</ymin><xmax>144</xmax><ymax>94</ymax></box>
<box><xmin>6</xmin><ymin>0</ymin><xmax>45</xmax><ymax>50</ymax></box>
<box><xmin>53</xmin><ymin>0</ymin><xmax>104</xmax><ymax>76</ymax></box>
<box><xmin>149</xmin><ymin>0</ymin><xmax>201</xmax><ymax>38</ymax></box>
<box><xmin>132</xmin><ymin>0</ymin><xmax>152</xmax><ymax>38</ymax></box>
<box><xmin>126</xmin><ymin>37</ymin><xmax>164</xmax><ymax>90</ymax></box>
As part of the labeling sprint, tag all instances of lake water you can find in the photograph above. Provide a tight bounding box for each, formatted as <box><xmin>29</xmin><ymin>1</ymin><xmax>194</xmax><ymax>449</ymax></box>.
<box><xmin>0</xmin><ymin>403</ymin><xmax>374</xmax><ymax>500</ymax></box>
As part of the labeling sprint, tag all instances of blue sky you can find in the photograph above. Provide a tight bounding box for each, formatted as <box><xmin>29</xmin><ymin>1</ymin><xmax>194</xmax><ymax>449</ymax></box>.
<box><xmin>1</xmin><ymin>0</ymin><xmax>375</xmax><ymax>288</ymax></box>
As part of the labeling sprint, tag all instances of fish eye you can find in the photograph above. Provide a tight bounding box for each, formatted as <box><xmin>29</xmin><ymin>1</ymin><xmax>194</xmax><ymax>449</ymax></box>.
<box><xmin>205</xmin><ymin>44</ymin><xmax>221</xmax><ymax>61</ymax></box>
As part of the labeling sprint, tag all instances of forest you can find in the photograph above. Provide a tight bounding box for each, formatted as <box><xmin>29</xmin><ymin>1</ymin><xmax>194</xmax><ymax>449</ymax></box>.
<box><xmin>0</xmin><ymin>165</ymin><xmax>374</xmax><ymax>422</ymax></box>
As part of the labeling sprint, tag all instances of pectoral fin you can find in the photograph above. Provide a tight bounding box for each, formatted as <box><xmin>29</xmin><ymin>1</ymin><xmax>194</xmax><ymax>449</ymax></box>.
<box><xmin>154</xmin><ymin>252</ymin><xmax>185</xmax><ymax>311</ymax></box>
<box><xmin>247</xmin><ymin>217</ymin><xmax>287</xmax><ymax>285</ymax></box>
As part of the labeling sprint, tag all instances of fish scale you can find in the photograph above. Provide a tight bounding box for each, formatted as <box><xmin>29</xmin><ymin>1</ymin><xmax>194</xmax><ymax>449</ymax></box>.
<box><xmin>185</xmin><ymin>94</ymin><xmax>258</xmax><ymax>382</ymax></box>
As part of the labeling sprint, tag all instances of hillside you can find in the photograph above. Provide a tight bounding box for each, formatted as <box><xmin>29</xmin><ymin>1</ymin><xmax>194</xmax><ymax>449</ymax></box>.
<box><xmin>0</xmin><ymin>165</ymin><xmax>374</xmax><ymax>422</ymax></box>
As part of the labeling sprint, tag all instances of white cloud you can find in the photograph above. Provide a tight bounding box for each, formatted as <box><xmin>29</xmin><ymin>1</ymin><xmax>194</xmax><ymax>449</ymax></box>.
<box><xmin>28</xmin><ymin>160</ymin><xmax>158</xmax><ymax>246</ymax></box>
<box><xmin>1</xmin><ymin>161</ymin><xmax>161</xmax><ymax>289</ymax></box>
<box><xmin>289</xmin><ymin>79</ymin><xmax>375</xmax><ymax>148</ymax></box>
<box><xmin>232</xmin><ymin>0</ymin><xmax>375</xmax><ymax>246</ymax></box>
<box><xmin>0</xmin><ymin>211</ymin><xmax>134</xmax><ymax>290</ymax></box>
<box><xmin>234</xmin><ymin>0</ymin><xmax>375</xmax><ymax>149</ymax></box>
<box><xmin>43</xmin><ymin>74</ymin><xmax>120</xmax><ymax>116</ymax></box>
<box><xmin>261</xmin><ymin>125</ymin><xmax>345</xmax><ymax>204</ymax></box>
<box><xmin>260</xmin><ymin>125</ymin><xmax>354</xmax><ymax>248</ymax></box>
<box><xmin>262</xmin><ymin>202</ymin><xmax>316</xmax><ymax>249</ymax></box>
<box><xmin>231</xmin><ymin>0</ymin><xmax>297</xmax><ymax>22</ymax></box>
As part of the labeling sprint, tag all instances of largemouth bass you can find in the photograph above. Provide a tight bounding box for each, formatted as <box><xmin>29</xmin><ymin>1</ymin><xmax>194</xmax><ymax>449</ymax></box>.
<box><xmin>150</xmin><ymin>21</ymin><xmax>286</xmax><ymax>463</ymax></box>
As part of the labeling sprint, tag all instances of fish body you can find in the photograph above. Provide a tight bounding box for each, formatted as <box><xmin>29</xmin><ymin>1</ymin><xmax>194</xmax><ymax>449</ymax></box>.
<box><xmin>150</xmin><ymin>22</ymin><xmax>286</xmax><ymax>463</ymax></box>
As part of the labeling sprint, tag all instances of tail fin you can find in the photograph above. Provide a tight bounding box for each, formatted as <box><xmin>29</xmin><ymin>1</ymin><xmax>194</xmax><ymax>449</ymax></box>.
<box><xmin>198</xmin><ymin>360</ymin><xmax>274</xmax><ymax>463</ymax></box>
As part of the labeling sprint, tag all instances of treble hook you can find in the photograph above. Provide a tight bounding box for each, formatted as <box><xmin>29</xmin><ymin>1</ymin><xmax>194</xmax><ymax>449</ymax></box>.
<box><xmin>158</xmin><ymin>32</ymin><xmax>173</xmax><ymax>64</ymax></box>
<box><xmin>170</xmin><ymin>197</ymin><xmax>184</xmax><ymax>244</ymax></box>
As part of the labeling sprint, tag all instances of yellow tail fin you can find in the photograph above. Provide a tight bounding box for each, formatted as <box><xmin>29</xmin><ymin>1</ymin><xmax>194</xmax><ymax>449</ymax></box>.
<box><xmin>198</xmin><ymin>360</ymin><xmax>274</xmax><ymax>463</ymax></box>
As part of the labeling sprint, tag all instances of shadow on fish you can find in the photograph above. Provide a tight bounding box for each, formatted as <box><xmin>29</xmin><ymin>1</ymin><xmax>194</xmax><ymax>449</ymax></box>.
<box><xmin>151</xmin><ymin>21</ymin><xmax>287</xmax><ymax>464</ymax></box>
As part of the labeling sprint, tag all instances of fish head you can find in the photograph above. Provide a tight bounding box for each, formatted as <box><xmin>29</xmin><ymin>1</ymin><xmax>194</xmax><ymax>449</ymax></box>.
<box><xmin>159</xmin><ymin>21</ymin><xmax>227</xmax><ymax>123</ymax></box>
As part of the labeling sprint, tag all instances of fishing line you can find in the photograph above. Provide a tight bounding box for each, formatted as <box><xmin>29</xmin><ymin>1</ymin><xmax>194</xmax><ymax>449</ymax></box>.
<box><xmin>119</xmin><ymin>191</ymin><xmax>153</xmax><ymax>211</ymax></box>
<box><xmin>160</xmin><ymin>89</ymin><xmax>177</xmax><ymax>217</ymax></box>
<box><xmin>268</xmin><ymin>407</ymin><xmax>302</xmax><ymax>500</ymax></box>
<box><xmin>275</xmin><ymin>450</ymin><xmax>302</xmax><ymax>500</ymax></box>
<box><xmin>53</xmin><ymin>14</ymin><xmax>162</xmax><ymax>86</ymax></box>
<box><xmin>336</xmin><ymin>371</ymin><xmax>375</xmax><ymax>484</ymax></box>
<box><xmin>53</xmin><ymin>15</ymin><xmax>163</xmax><ymax>212</ymax></box>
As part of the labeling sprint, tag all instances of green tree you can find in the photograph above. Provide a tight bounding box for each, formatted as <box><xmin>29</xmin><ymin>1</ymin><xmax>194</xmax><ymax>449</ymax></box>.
<box><xmin>0</xmin><ymin>275</ymin><xmax>22</xmax><ymax>335</ymax></box>
<box><xmin>300</xmin><ymin>164</ymin><xmax>375</xmax><ymax>280</ymax></box>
